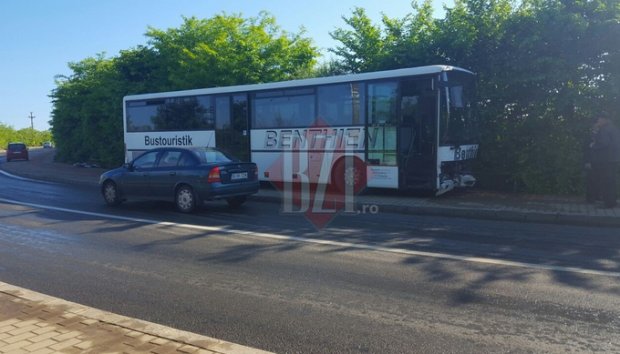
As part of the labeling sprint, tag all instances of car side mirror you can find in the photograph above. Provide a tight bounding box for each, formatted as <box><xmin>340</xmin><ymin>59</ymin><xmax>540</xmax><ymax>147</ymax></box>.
<box><xmin>124</xmin><ymin>163</ymin><xmax>133</xmax><ymax>171</ymax></box>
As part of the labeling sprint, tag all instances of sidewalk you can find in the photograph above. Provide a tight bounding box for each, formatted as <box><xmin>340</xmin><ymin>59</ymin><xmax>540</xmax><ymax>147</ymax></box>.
<box><xmin>0</xmin><ymin>282</ymin><xmax>270</xmax><ymax>354</ymax></box>
<box><xmin>1</xmin><ymin>148</ymin><xmax>618</xmax><ymax>227</ymax></box>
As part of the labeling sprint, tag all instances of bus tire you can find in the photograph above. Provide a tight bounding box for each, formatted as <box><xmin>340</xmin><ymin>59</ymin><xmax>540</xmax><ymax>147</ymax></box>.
<box><xmin>331</xmin><ymin>157</ymin><xmax>367</xmax><ymax>194</ymax></box>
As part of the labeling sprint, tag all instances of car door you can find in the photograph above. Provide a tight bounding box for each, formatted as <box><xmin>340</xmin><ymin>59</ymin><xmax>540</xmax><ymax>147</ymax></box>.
<box><xmin>149</xmin><ymin>150</ymin><xmax>183</xmax><ymax>199</ymax></box>
<box><xmin>121</xmin><ymin>150</ymin><xmax>160</xmax><ymax>198</ymax></box>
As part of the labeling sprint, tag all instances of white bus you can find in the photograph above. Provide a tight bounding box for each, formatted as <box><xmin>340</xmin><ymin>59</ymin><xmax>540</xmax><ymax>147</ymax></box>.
<box><xmin>123</xmin><ymin>65</ymin><xmax>478</xmax><ymax>195</ymax></box>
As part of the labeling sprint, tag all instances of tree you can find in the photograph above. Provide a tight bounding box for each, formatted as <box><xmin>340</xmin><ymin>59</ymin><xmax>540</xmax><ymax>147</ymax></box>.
<box><xmin>328</xmin><ymin>0</ymin><xmax>620</xmax><ymax>194</ymax></box>
<box><xmin>328</xmin><ymin>1</ymin><xmax>441</xmax><ymax>73</ymax></box>
<box><xmin>51</xmin><ymin>54</ymin><xmax>125</xmax><ymax>167</ymax></box>
<box><xmin>50</xmin><ymin>13</ymin><xmax>319</xmax><ymax>168</ymax></box>
<box><xmin>475</xmin><ymin>0</ymin><xmax>620</xmax><ymax>193</ymax></box>
<box><xmin>329</xmin><ymin>7</ymin><xmax>389</xmax><ymax>73</ymax></box>
<box><xmin>0</xmin><ymin>123</ymin><xmax>51</xmax><ymax>148</ymax></box>
<box><xmin>145</xmin><ymin>12</ymin><xmax>318</xmax><ymax>90</ymax></box>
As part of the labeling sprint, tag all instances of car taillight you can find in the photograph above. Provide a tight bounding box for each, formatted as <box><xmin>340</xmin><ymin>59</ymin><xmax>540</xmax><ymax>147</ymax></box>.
<box><xmin>207</xmin><ymin>167</ymin><xmax>221</xmax><ymax>183</ymax></box>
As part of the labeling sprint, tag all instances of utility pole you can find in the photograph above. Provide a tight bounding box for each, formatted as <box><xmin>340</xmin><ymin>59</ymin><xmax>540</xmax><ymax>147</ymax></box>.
<box><xmin>28</xmin><ymin>112</ymin><xmax>35</xmax><ymax>145</ymax></box>
<box><xmin>28</xmin><ymin>112</ymin><xmax>35</xmax><ymax>130</ymax></box>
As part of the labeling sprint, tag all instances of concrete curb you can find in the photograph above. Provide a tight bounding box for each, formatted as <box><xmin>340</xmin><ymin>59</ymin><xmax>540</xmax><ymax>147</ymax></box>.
<box><xmin>248</xmin><ymin>193</ymin><xmax>620</xmax><ymax>228</ymax></box>
<box><xmin>0</xmin><ymin>281</ymin><xmax>272</xmax><ymax>354</ymax></box>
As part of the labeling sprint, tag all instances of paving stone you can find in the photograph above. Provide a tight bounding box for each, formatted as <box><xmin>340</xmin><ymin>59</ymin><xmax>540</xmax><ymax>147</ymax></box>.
<box><xmin>22</xmin><ymin>338</ymin><xmax>58</xmax><ymax>352</ymax></box>
<box><xmin>32</xmin><ymin>326</ymin><xmax>57</xmax><ymax>335</ymax></box>
<box><xmin>48</xmin><ymin>337</ymin><xmax>82</xmax><ymax>351</ymax></box>
<box><xmin>53</xmin><ymin>330</ymin><xmax>81</xmax><ymax>341</ymax></box>
<box><xmin>27</xmin><ymin>330</ymin><xmax>61</xmax><ymax>343</ymax></box>
<box><xmin>0</xmin><ymin>339</ymin><xmax>32</xmax><ymax>352</ymax></box>
<box><xmin>29</xmin><ymin>348</ymin><xmax>55</xmax><ymax>354</ymax></box>
<box><xmin>0</xmin><ymin>319</ymin><xmax>20</xmax><ymax>328</ymax></box>
<box><xmin>3</xmin><ymin>331</ymin><xmax>37</xmax><ymax>344</ymax></box>
<box><xmin>0</xmin><ymin>325</ymin><xmax>17</xmax><ymax>334</ymax></box>
<box><xmin>7</xmin><ymin>325</ymin><xmax>38</xmax><ymax>336</ymax></box>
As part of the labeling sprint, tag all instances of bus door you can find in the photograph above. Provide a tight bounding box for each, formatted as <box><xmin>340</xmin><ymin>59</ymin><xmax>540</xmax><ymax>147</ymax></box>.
<box><xmin>215</xmin><ymin>95</ymin><xmax>250</xmax><ymax>161</ymax></box>
<box><xmin>398</xmin><ymin>77</ymin><xmax>437</xmax><ymax>189</ymax></box>
<box><xmin>366</xmin><ymin>82</ymin><xmax>399</xmax><ymax>188</ymax></box>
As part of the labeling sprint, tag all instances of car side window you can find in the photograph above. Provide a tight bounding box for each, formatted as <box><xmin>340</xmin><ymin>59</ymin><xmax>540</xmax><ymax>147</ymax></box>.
<box><xmin>132</xmin><ymin>151</ymin><xmax>159</xmax><ymax>170</ymax></box>
<box><xmin>157</xmin><ymin>151</ymin><xmax>182</xmax><ymax>168</ymax></box>
<box><xmin>178</xmin><ymin>152</ymin><xmax>199</xmax><ymax>167</ymax></box>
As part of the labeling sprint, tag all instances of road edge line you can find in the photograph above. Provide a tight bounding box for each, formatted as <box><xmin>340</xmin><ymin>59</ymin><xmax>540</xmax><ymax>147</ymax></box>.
<box><xmin>2</xmin><ymin>197</ymin><xmax>620</xmax><ymax>278</ymax></box>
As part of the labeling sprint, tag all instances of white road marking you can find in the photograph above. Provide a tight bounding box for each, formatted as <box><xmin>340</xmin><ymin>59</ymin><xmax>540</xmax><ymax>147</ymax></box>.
<box><xmin>0</xmin><ymin>169</ymin><xmax>55</xmax><ymax>184</ymax></box>
<box><xmin>1</xmin><ymin>197</ymin><xmax>619</xmax><ymax>278</ymax></box>
<box><xmin>0</xmin><ymin>169</ymin><xmax>36</xmax><ymax>181</ymax></box>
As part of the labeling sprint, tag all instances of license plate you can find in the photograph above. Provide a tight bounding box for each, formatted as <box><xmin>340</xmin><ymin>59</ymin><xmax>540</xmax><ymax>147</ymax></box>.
<box><xmin>231</xmin><ymin>172</ymin><xmax>248</xmax><ymax>180</ymax></box>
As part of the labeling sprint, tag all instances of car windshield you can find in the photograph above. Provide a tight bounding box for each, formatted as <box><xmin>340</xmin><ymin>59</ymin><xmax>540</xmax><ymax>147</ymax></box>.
<box><xmin>192</xmin><ymin>148</ymin><xmax>233</xmax><ymax>164</ymax></box>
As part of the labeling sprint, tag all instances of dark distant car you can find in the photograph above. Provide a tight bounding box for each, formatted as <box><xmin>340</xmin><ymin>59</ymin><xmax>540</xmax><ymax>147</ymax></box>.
<box><xmin>6</xmin><ymin>143</ymin><xmax>29</xmax><ymax>162</ymax></box>
<box><xmin>99</xmin><ymin>147</ymin><xmax>259</xmax><ymax>213</ymax></box>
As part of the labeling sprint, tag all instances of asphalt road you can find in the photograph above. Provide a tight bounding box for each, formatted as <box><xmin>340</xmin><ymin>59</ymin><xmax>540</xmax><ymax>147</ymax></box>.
<box><xmin>0</xmin><ymin>156</ymin><xmax>620</xmax><ymax>353</ymax></box>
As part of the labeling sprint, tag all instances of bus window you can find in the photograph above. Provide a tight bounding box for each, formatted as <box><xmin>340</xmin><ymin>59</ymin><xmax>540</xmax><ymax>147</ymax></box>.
<box><xmin>126</xmin><ymin>96</ymin><xmax>215</xmax><ymax>132</ymax></box>
<box><xmin>193</xmin><ymin>96</ymin><xmax>215</xmax><ymax>130</ymax></box>
<box><xmin>126</xmin><ymin>100</ymin><xmax>160</xmax><ymax>132</ymax></box>
<box><xmin>317</xmin><ymin>83</ymin><xmax>365</xmax><ymax>126</ymax></box>
<box><xmin>153</xmin><ymin>96</ymin><xmax>214</xmax><ymax>131</ymax></box>
<box><xmin>252</xmin><ymin>89</ymin><xmax>315</xmax><ymax>128</ymax></box>
<box><xmin>367</xmin><ymin>82</ymin><xmax>398</xmax><ymax>125</ymax></box>
<box><xmin>215</xmin><ymin>96</ymin><xmax>231</xmax><ymax>130</ymax></box>
<box><xmin>367</xmin><ymin>82</ymin><xmax>398</xmax><ymax>166</ymax></box>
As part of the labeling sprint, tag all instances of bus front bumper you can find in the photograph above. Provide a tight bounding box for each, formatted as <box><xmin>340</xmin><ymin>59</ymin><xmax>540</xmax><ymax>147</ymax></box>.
<box><xmin>436</xmin><ymin>174</ymin><xmax>476</xmax><ymax>196</ymax></box>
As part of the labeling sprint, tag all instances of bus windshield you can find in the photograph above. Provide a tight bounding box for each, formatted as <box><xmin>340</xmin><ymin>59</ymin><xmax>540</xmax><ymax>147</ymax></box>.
<box><xmin>440</xmin><ymin>71</ymin><xmax>477</xmax><ymax>145</ymax></box>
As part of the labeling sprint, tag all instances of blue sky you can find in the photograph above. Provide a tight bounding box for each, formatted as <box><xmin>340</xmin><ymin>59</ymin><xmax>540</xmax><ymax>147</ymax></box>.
<box><xmin>0</xmin><ymin>0</ymin><xmax>451</xmax><ymax>131</ymax></box>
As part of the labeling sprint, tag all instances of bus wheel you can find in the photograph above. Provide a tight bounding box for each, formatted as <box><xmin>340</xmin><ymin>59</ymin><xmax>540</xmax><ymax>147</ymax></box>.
<box><xmin>332</xmin><ymin>157</ymin><xmax>367</xmax><ymax>194</ymax></box>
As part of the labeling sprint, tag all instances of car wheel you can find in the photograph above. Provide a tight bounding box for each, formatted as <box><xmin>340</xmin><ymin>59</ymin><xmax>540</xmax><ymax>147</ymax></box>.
<box><xmin>175</xmin><ymin>185</ymin><xmax>195</xmax><ymax>213</ymax></box>
<box><xmin>226</xmin><ymin>196</ymin><xmax>247</xmax><ymax>209</ymax></box>
<box><xmin>102</xmin><ymin>181</ymin><xmax>121</xmax><ymax>206</ymax></box>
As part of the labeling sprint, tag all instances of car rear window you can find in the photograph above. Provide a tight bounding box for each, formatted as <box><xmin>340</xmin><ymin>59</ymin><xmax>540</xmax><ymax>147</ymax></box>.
<box><xmin>8</xmin><ymin>144</ymin><xmax>26</xmax><ymax>151</ymax></box>
<box><xmin>193</xmin><ymin>149</ymin><xmax>233</xmax><ymax>164</ymax></box>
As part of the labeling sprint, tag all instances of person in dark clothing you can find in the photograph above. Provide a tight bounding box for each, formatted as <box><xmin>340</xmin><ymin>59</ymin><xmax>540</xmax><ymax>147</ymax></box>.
<box><xmin>586</xmin><ymin>114</ymin><xmax>620</xmax><ymax>208</ymax></box>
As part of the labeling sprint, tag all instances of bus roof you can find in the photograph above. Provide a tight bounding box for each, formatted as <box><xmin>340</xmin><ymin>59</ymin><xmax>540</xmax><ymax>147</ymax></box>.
<box><xmin>124</xmin><ymin>65</ymin><xmax>473</xmax><ymax>102</ymax></box>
